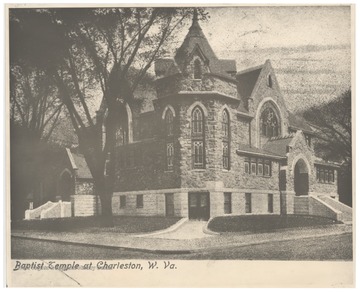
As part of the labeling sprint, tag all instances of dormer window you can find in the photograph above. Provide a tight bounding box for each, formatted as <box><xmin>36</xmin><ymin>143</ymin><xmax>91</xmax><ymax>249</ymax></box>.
<box><xmin>267</xmin><ymin>74</ymin><xmax>273</xmax><ymax>88</ymax></box>
<box><xmin>194</xmin><ymin>59</ymin><xmax>202</xmax><ymax>79</ymax></box>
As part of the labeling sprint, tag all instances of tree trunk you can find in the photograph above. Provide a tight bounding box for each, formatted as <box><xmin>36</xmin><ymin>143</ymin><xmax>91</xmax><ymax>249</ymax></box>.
<box><xmin>95</xmin><ymin>176</ymin><xmax>114</xmax><ymax>227</ymax></box>
<box><xmin>99</xmin><ymin>191</ymin><xmax>114</xmax><ymax>227</ymax></box>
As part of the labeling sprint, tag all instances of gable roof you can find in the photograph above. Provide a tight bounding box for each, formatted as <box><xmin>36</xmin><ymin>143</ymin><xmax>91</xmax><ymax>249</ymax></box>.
<box><xmin>154</xmin><ymin>57</ymin><xmax>181</xmax><ymax>78</ymax></box>
<box><xmin>66</xmin><ymin>150</ymin><xmax>93</xmax><ymax>179</ymax></box>
<box><xmin>236</xmin><ymin>64</ymin><xmax>264</xmax><ymax>99</ymax></box>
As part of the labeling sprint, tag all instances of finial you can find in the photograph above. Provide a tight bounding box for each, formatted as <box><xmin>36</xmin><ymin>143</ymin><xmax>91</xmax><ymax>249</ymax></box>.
<box><xmin>192</xmin><ymin>8</ymin><xmax>199</xmax><ymax>25</ymax></box>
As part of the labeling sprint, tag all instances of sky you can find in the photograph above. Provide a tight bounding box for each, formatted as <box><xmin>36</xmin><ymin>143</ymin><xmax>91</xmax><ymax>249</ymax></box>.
<box><xmin>202</xmin><ymin>6</ymin><xmax>350</xmax><ymax>51</ymax></box>
<box><xmin>171</xmin><ymin>6</ymin><xmax>352</xmax><ymax>112</ymax></box>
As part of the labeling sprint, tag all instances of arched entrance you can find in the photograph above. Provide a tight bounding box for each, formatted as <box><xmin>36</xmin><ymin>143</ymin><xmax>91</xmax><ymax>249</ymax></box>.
<box><xmin>294</xmin><ymin>159</ymin><xmax>309</xmax><ymax>196</ymax></box>
<box><xmin>58</xmin><ymin>169</ymin><xmax>74</xmax><ymax>201</ymax></box>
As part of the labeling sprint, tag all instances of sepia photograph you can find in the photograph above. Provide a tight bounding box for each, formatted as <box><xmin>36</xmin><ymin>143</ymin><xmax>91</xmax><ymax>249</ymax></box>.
<box><xmin>7</xmin><ymin>3</ymin><xmax>354</xmax><ymax>287</ymax></box>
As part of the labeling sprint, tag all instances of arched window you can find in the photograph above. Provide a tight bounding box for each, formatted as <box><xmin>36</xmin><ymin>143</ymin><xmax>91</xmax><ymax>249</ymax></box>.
<box><xmin>192</xmin><ymin>107</ymin><xmax>203</xmax><ymax>135</ymax></box>
<box><xmin>192</xmin><ymin>106</ymin><xmax>205</xmax><ymax>168</ymax></box>
<box><xmin>115</xmin><ymin>106</ymin><xmax>129</xmax><ymax>146</ymax></box>
<box><xmin>260</xmin><ymin>107</ymin><xmax>279</xmax><ymax>138</ymax></box>
<box><xmin>194</xmin><ymin>59</ymin><xmax>202</xmax><ymax>79</ymax></box>
<box><xmin>164</xmin><ymin>108</ymin><xmax>175</xmax><ymax>171</ymax></box>
<box><xmin>165</xmin><ymin>109</ymin><xmax>174</xmax><ymax>136</ymax></box>
<box><xmin>222</xmin><ymin>109</ymin><xmax>230</xmax><ymax>170</ymax></box>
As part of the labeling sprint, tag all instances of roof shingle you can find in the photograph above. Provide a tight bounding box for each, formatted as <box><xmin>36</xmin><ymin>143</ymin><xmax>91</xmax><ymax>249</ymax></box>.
<box><xmin>263</xmin><ymin>135</ymin><xmax>295</xmax><ymax>157</ymax></box>
<box><xmin>174</xmin><ymin>16</ymin><xmax>236</xmax><ymax>77</ymax></box>
<box><xmin>236</xmin><ymin>65</ymin><xmax>263</xmax><ymax>99</ymax></box>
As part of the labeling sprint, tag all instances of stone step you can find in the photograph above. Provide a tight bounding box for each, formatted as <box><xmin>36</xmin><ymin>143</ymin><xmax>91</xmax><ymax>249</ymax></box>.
<box><xmin>318</xmin><ymin>196</ymin><xmax>352</xmax><ymax>222</ymax></box>
<box><xmin>294</xmin><ymin>197</ymin><xmax>309</xmax><ymax>215</ymax></box>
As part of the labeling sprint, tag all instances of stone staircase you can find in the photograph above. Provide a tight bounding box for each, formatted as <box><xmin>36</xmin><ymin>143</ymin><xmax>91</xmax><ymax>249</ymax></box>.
<box><xmin>294</xmin><ymin>196</ymin><xmax>309</xmax><ymax>215</ymax></box>
<box><xmin>294</xmin><ymin>195</ymin><xmax>352</xmax><ymax>224</ymax></box>
<box><xmin>318</xmin><ymin>195</ymin><xmax>352</xmax><ymax>223</ymax></box>
<box><xmin>25</xmin><ymin>201</ymin><xmax>72</xmax><ymax>220</ymax></box>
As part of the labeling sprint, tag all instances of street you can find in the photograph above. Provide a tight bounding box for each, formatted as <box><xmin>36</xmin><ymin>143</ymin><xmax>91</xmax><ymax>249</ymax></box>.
<box><xmin>11</xmin><ymin>233</ymin><xmax>353</xmax><ymax>261</ymax></box>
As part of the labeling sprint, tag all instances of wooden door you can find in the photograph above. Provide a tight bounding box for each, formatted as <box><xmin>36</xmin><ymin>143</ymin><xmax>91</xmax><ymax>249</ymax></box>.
<box><xmin>188</xmin><ymin>192</ymin><xmax>210</xmax><ymax>220</ymax></box>
<box><xmin>165</xmin><ymin>193</ymin><xmax>174</xmax><ymax>217</ymax></box>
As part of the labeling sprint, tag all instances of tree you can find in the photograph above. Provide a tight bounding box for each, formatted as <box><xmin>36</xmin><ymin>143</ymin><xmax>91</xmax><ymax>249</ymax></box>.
<box><xmin>10</xmin><ymin>8</ymin><xmax>206</xmax><ymax>225</ymax></box>
<box><xmin>10</xmin><ymin>57</ymin><xmax>65</xmax><ymax>220</ymax></box>
<box><xmin>10</xmin><ymin>66</ymin><xmax>63</xmax><ymax>142</ymax></box>
<box><xmin>303</xmin><ymin>89</ymin><xmax>352</xmax><ymax>206</ymax></box>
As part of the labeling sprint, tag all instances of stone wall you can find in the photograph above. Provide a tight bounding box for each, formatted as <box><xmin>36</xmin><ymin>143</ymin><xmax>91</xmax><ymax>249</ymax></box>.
<box><xmin>71</xmin><ymin>194</ymin><xmax>100</xmax><ymax>217</ymax></box>
<box><xmin>112</xmin><ymin>193</ymin><xmax>166</xmax><ymax>216</ymax></box>
<box><xmin>112</xmin><ymin>191</ymin><xmax>188</xmax><ymax>217</ymax></box>
<box><xmin>156</xmin><ymin>74</ymin><xmax>238</xmax><ymax>99</ymax></box>
<box><xmin>114</xmin><ymin>139</ymin><xmax>181</xmax><ymax>192</ymax></box>
<box><xmin>112</xmin><ymin>189</ymin><xmax>281</xmax><ymax>219</ymax></box>
<box><xmin>311</xmin><ymin>168</ymin><xmax>338</xmax><ymax>196</ymax></box>
<box><xmin>210</xmin><ymin>192</ymin><xmax>280</xmax><ymax>217</ymax></box>
<box><xmin>75</xmin><ymin>180</ymin><xmax>94</xmax><ymax>195</ymax></box>
<box><xmin>178</xmin><ymin>97</ymin><xmax>261</xmax><ymax>189</ymax></box>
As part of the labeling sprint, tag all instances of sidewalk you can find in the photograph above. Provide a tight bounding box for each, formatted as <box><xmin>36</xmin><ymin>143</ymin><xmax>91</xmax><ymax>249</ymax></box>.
<box><xmin>12</xmin><ymin>223</ymin><xmax>353</xmax><ymax>254</ymax></box>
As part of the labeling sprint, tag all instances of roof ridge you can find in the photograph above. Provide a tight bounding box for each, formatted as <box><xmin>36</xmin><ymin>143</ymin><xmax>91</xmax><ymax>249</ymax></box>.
<box><xmin>269</xmin><ymin>133</ymin><xmax>295</xmax><ymax>141</ymax></box>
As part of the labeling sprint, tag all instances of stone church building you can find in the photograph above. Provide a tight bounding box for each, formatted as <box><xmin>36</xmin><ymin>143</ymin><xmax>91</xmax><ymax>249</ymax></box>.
<box><xmin>28</xmin><ymin>14</ymin><xmax>344</xmax><ymax>221</ymax></box>
<box><xmin>96</xmin><ymin>15</ymin><xmax>340</xmax><ymax>221</ymax></box>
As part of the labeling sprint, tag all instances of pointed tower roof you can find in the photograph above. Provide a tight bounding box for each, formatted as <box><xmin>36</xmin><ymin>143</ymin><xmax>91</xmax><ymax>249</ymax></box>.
<box><xmin>174</xmin><ymin>9</ymin><xmax>236</xmax><ymax>77</ymax></box>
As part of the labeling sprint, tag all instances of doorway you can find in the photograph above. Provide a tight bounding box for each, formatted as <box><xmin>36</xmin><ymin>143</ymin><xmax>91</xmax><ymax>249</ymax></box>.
<box><xmin>188</xmin><ymin>192</ymin><xmax>210</xmax><ymax>220</ymax></box>
<box><xmin>58</xmin><ymin>169</ymin><xmax>74</xmax><ymax>201</ymax></box>
<box><xmin>165</xmin><ymin>193</ymin><xmax>174</xmax><ymax>217</ymax></box>
<box><xmin>294</xmin><ymin>159</ymin><xmax>309</xmax><ymax>196</ymax></box>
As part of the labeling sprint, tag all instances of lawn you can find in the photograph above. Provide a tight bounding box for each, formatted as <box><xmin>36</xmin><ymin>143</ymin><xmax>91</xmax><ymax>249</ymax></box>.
<box><xmin>11</xmin><ymin>215</ymin><xmax>181</xmax><ymax>233</ymax></box>
<box><xmin>208</xmin><ymin>214</ymin><xmax>341</xmax><ymax>233</ymax></box>
<box><xmin>12</xmin><ymin>233</ymin><xmax>353</xmax><ymax>260</ymax></box>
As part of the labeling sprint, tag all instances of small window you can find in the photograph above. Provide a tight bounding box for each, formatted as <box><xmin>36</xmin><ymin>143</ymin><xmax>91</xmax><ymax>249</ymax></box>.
<box><xmin>251</xmin><ymin>161</ymin><xmax>257</xmax><ymax>175</ymax></box>
<box><xmin>136</xmin><ymin>195</ymin><xmax>143</xmax><ymax>208</ymax></box>
<box><xmin>244</xmin><ymin>161</ymin><xmax>250</xmax><ymax>174</ymax></box>
<box><xmin>120</xmin><ymin>195</ymin><xmax>126</xmax><ymax>209</ymax></box>
<box><xmin>324</xmin><ymin>169</ymin><xmax>329</xmax><ymax>183</ymax></box>
<box><xmin>224</xmin><ymin>192</ymin><xmax>232</xmax><ymax>214</ymax></box>
<box><xmin>166</xmin><ymin>143</ymin><xmax>174</xmax><ymax>170</ymax></box>
<box><xmin>222</xmin><ymin>110</ymin><xmax>230</xmax><ymax>138</ymax></box>
<box><xmin>245</xmin><ymin>193</ymin><xmax>252</xmax><ymax>213</ymax></box>
<box><xmin>257</xmin><ymin>159</ymin><xmax>264</xmax><ymax>176</ymax></box>
<box><xmin>222</xmin><ymin>142</ymin><xmax>230</xmax><ymax>170</ymax></box>
<box><xmin>194</xmin><ymin>59</ymin><xmax>202</xmax><ymax>79</ymax></box>
<box><xmin>268</xmin><ymin>194</ymin><xmax>273</xmax><ymax>213</ymax></box>
<box><xmin>319</xmin><ymin>169</ymin><xmax>324</xmax><ymax>183</ymax></box>
<box><xmin>264</xmin><ymin>160</ymin><xmax>271</xmax><ymax>176</ymax></box>
<box><xmin>267</xmin><ymin>75</ymin><xmax>273</xmax><ymax>88</ymax></box>
<box><xmin>329</xmin><ymin>170</ymin><xmax>334</xmax><ymax>182</ymax></box>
